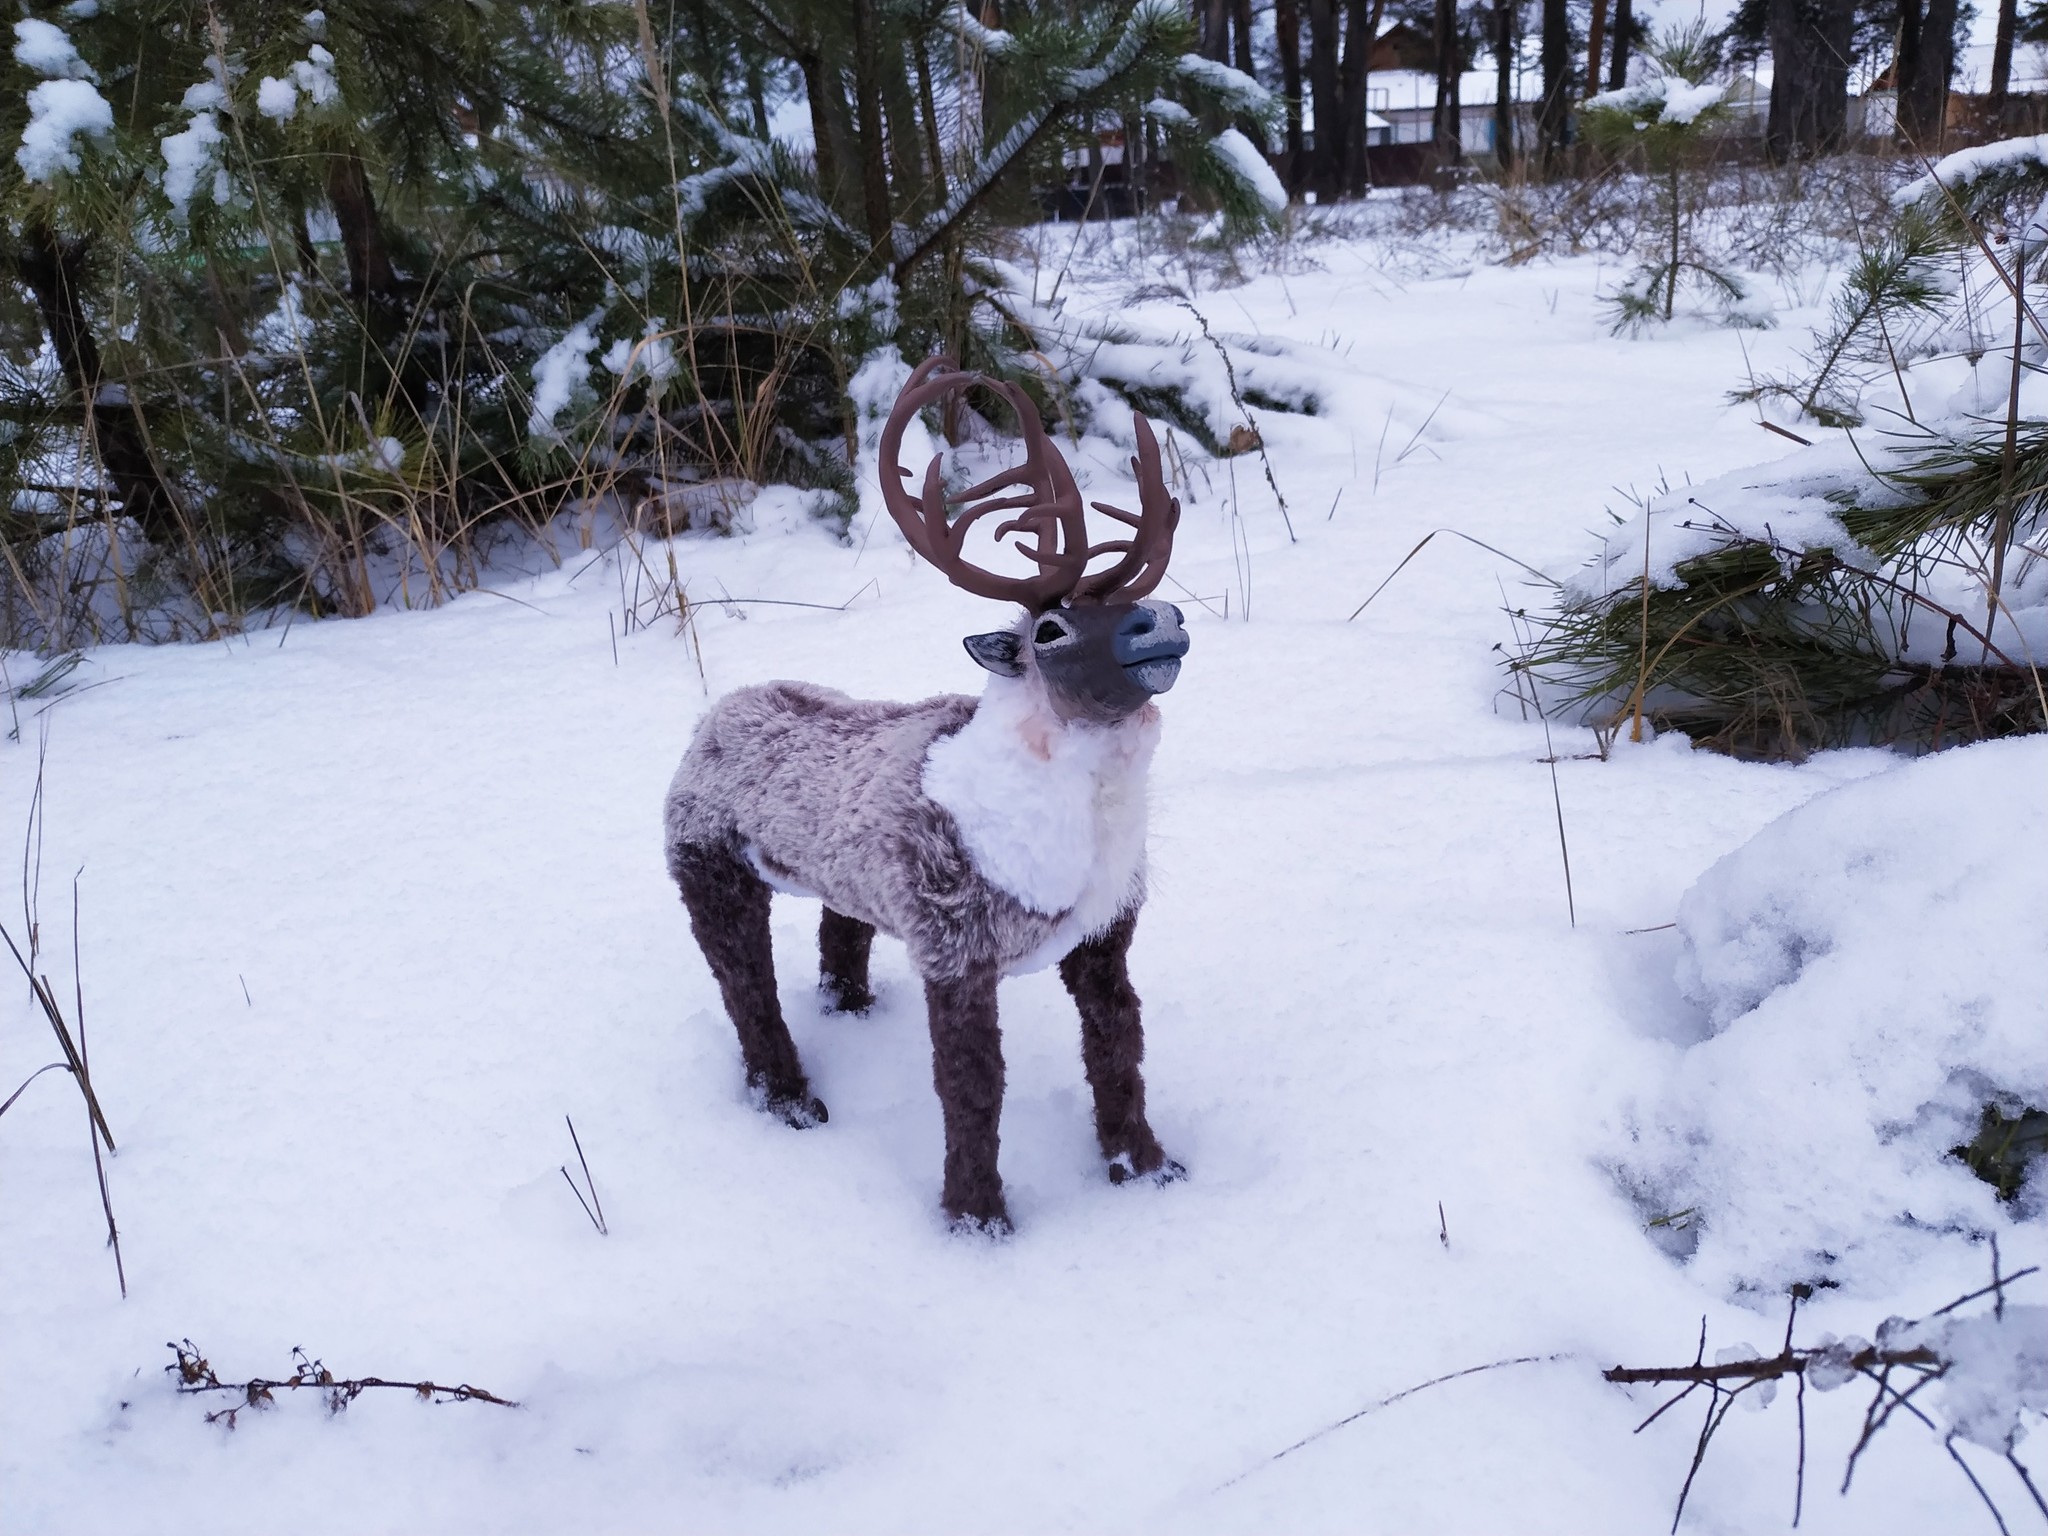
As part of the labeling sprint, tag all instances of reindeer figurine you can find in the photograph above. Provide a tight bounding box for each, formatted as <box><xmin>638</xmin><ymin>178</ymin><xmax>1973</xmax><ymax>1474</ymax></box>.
<box><xmin>663</xmin><ymin>357</ymin><xmax>1189</xmax><ymax>1231</ymax></box>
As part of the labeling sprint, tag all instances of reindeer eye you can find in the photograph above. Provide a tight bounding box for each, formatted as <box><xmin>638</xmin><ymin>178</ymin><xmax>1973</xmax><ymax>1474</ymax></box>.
<box><xmin>1033</xmin><ymin>619</ymin><xmax>1068</xmax><ymax>645</ymax></box>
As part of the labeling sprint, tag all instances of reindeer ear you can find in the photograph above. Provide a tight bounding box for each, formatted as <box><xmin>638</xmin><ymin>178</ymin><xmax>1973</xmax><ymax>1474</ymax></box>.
<box><xmin>962</xmin><ymin>631</ymin><xmax>1025</xmax><ymax>677</ymax></box>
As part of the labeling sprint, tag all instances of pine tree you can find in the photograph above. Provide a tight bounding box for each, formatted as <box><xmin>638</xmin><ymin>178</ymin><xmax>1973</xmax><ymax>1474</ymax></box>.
<box><xmin>2</xmin><ymin>0</ymin><xmax>1287</xmax><ymax>645</ymax></box>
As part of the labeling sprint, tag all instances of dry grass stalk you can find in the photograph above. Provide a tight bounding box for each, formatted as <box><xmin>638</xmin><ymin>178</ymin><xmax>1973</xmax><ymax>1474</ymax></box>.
<box><xmin>2</xmin><ymin>736</ymin><xmax>123</xmax><ymax>1295</ymax></box>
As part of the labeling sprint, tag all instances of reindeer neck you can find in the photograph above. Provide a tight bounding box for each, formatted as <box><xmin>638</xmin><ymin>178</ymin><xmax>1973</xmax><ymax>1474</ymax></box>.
<box><xmin>921</xmin><ymin>673</ymin><xmax>1160</xmax><ymax>921</ymax></box>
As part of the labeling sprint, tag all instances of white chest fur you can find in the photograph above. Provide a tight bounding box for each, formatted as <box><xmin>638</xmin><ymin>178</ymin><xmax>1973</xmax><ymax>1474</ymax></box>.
<box><xmin>922</xmin><ymin>675</ymin><xmax>1159</xmax><ymax>959</ymax></box>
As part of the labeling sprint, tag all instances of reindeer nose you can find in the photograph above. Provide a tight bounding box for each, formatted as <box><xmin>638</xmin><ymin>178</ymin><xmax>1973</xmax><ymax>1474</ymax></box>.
<box><xmin>1114</xmin><ymin>600</ymin><xmax>1190</xmax><ymax>669</ymax></box>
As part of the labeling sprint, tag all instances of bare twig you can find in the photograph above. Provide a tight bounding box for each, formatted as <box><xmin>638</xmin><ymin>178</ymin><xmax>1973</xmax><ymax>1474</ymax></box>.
<box><xmin>1948</xmin><ymin>1435</ymin><xmax>2015</xmax><ymax>1536</ymax></box>
<box><xmin>167</xmin><ymin>1341</ymin><xmax>519</xmax><ymax>1428</ymax></box>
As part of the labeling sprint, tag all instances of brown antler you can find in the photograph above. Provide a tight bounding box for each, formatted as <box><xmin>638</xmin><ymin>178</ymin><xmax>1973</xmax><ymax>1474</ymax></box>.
<box><xmin>878</xmin><ymin>357</ymin><xmax>1180</xmax><ymax>611</ymax></box>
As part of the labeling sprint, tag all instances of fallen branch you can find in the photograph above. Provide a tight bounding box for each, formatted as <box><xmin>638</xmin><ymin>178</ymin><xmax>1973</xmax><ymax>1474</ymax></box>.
<box><xmin>1607</xmin><ymin>1255</ymin><xmax>2043</xmax><ymax>1532</ymax></box>
<box><xmin>167</xmin><ymin>1340</ymin><xmax>519</xmax><ymax>1429</ymax></box>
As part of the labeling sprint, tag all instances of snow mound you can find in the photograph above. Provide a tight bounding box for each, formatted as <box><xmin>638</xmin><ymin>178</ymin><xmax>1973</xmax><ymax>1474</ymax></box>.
<box><xmin>1614</xmin><ymin>737</ymin><xmax>2048</xmax><ymax>1298</ymax></box>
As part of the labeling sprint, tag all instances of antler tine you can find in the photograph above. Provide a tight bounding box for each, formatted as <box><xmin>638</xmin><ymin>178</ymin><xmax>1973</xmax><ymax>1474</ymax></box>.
<box><xmin>875</xmin><ymin>356</ymin><xmax>1089</xmax><ymax>611</ymax></box>
<box><xmin>1074</xmin><ymin>412</ymin><xmax>1180</xmax><ymax>603</ymax></box>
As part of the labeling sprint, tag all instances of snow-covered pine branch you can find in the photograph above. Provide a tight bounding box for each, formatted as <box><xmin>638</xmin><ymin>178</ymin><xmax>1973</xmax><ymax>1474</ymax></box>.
<box><xmin>1174</xmin><ymin>53</ymin><xmax>1276</xmax><ymax>120</ymax></box>
<box><xmin>892</xmin><ymin>0</ymin><xmax>1234</xmax><ymax>279</ymax></box>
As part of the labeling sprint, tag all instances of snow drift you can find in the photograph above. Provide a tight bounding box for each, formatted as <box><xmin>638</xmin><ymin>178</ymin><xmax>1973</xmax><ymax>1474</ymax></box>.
<box><xmin>1614</xmin><ymin>735</ymin><xmax>2048</xmax><ymax>1299</ymax></box>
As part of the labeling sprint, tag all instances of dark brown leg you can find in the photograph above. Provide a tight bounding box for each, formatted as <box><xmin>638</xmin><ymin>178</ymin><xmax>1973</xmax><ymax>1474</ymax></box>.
<box><xmin>923</xmin><ymin>965</ymin><xmax>1010</xmax><ymax>1230</ymax></box>
<box><xmin>1059</xmin><ymin>910</ymin><xmax>1178</xmax><ymax>1183</ymax></box>
<box><xmin>819</xmin><ymin>907</ymin><xmax>876</xmax><ymax>1013</ymax></box>
<box><xmin>671</xmin><ymin>839</ymin><xmax>825</xmax><ymax>1126</ymax></box>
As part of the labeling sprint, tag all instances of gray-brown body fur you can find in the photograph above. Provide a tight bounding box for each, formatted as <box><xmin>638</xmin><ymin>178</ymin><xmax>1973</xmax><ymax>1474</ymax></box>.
<box><xmin>664</xmin><ymin>681</ymin><xmax>1075</xmax><ymax>980</ymax></box>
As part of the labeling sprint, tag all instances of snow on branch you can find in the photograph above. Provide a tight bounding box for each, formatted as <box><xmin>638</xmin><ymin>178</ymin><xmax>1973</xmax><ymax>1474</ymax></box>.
<box><xmin>16</xmin><ymin>77</ymin><xmax>113</xmax><ymax>183</ymax></box>
<box><xmin>944</xmin><ymin>3</ymin><xmax>1013</xmax><ymax>56</ymax></box>
<box><xmin>1207</xmin><ymin>127</ymin><xmax>1286</xmax><ymax>216</ymax></box>
<box><xmin>669</xmin><ymin>96</ymin><xmax>854</xmax><ymax>239</ymax></box>
<box><xmin>13</xmin><ymin>18</ymin><xmax>94</xmax><ymax>80</ymax></box>
<box><xmin>1176</xmin><ymin>52</ymin><xmax>1274</xmax><ymax>118</ymax></box>
<box><xmin>1582</xmin><ymin>74</ymin><xmax>1725</xmax><ymax>127</ymax></box>
<box><xmin>1898</xmin><ymin>134</ymin><xmax>2048</xmax><ymax>209</ymax></box>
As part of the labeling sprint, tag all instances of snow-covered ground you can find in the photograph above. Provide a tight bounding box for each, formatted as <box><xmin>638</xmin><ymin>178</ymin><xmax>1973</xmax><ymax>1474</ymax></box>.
<box><xmin>5</xmin><ymin>217</ymin><xmax>2041</xmax><ymax>1532</ymax></box>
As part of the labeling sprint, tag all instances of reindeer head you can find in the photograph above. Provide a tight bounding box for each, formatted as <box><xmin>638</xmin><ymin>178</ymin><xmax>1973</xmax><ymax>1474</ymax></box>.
<box><xmin>880</xmin><ymin>358</ymin><xmax>1189</xmax><ymax>726</ymax></box>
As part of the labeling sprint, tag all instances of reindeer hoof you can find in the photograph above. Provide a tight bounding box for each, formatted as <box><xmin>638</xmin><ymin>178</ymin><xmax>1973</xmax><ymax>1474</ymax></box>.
<box><xmin>758</xmin><ymin>1088</ymin><xmax>828</xmax><ymax>1127</ymax></box>
<box><xmin>821</xmin><ymin>981</ymin><xmax>875</xmax><ymax>1015</ymax></box>
<box><xmin>1108</xmin><ymin>1151</ymin><xmax>1184</xmax><ymax>1186</ymax></box>
<box><xmin>946</xmin><ymin>1207</ymin><xmax>1013</xmax><ymax>1238</ymax></box>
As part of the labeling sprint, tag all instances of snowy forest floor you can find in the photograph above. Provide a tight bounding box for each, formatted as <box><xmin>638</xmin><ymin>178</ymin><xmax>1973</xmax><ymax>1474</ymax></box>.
<box><xmin>4</xmin><ymin>212</ymin><xmax>2040</xmax><ymax>1533</ymax></box>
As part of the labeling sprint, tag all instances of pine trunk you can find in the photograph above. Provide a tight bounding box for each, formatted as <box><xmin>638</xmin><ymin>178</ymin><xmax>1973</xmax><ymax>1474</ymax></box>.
<box><xmin>881</xmin><ymin>37</ymin><xmax>929</xmax><ymax>216</ymax></box>
<box><xmin>1765</xmin><ymin>0</ymin><xmax>1853</xmax><ymax>160</ymax></box>
<box><xmin>1277</xmin><ymin>0</ymin><xmax>1307</xmax><ymax>191</ymax></box>
<box><xmin>1585</xmin><ymin>0</ymin><xmax>1609</xmax><ymax>103</ymax></box>
<box><xmin>849</xmin><ymin>0</ymin><xmax>897</xmax><ymax>251</ymax></box>
<box><xmin>799</xmin><ymin>51</ymin><xmax>859</xmax><ymax>225</ymax></box>
<box><xmin>1341</xmin><ymin>0</ymin><xmax>1380</xmax><ymax>194</ymax></box>
<box><xmin>325</xmin><ymin>152</ymin><xmax>398</xmax><ymax>300</ymax></box>
<box><xmin>1991</xmin><ymin>0</ymin><xmax>2017</xmax><ymax>108</ymax></box>
<box><xmin>1308</xmin><ymin>0</ymin><xmax>1343</xmax><ymax>198</ymax></box>
<box><xmin>1434</xmin><ymin>0</ymin><xmax>1462</xmax><ymax>167</ymax></box>
<box><xmin>16</xmin><ymin>227</ymin><xmax>179</xmax><ymax>542</ymax></box>
<box><xmin>1496</xmin><ymin>0</ymin><xmax>1516</xmax><ymax>169</ymax></box>
<box><xmin>1539</xmin><ymin>0</ymin><xmax>1572</xmax><ymax>171</ymax></box>
<box><xmin>1900</xmin><ymin>0</ymin><xmax>1956</xmax><ymax>150</ymax></box>
<box><xmin>1608</xmin><ymin>0</ymin><xmax>1633</xmax><ymax>88</ymax></box>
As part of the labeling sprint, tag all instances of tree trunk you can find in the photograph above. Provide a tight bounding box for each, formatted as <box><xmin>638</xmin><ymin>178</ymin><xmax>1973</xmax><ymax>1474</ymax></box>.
<box><xmin>1232</xmin><ymin>0</ymin><xmax>1257</xmax><ymax>78</ymax></box>
<box><xmin>1308</xmin><ymin>0</ymin><xmax>1343</xmax><ymax>198</ymax></box>
<box><xmin>1539</xmin><ymin>0</ymin><xmax>1572</xmax><ymax>171</ymax></box>
<box><xmin>1765</xmin><ymin>0</ymin><xmax>1853</xmax><ymax>160</ymax></box>
<box><xmin>1608</xmin><ymin>0</ymin><xmax>1633</xmax><ymax>88</ymax></box>
<box><xmin>1586</xmin><ymin>0</ymin><xmax>1609</xmax><ymax>100</ymax></box>
<box><xmin>1992</xmin><ymin>0</ymin><xmax>2018</xmax><ymax>108</ymax></box>
<box><xmin>799</xmin><ymin>52</ymin><xmax>857</xmax><ymax>224</ymax></box>
<box><xmin>1204</xmin><ymin>0</ymin><xmax>1230</xmax><ymax>61</ymax></box>
<box><xmin>745</xmin><ymin>57</ymin><xmax>771</xmax><ymax>139</ymax></box>
<box><xmin>1340</xmin><ymin>0</ymin><xmax>1381</xmax><ymax>194</ymax></box>
<box><xmin>880</xmin><ymin>36</ymin><xmax>929</xmax><ymax>216</ymax></box>
<box><xmin>1434</xmin><ymin>0</ymin><xmax>1463</xmax><ymax>167</ymax></box>
<box><xmin>1277</xmin><ymin>0</ymin><xmax>1307</xmax><ymax>191</ymax></box>
<box><xmin>1496</xmin><ymin>0</ymin><xmax>1516</xmax><ymax>169</ymax></box>
<box><xmin>848</xmin><ymin>0</ymin><xmax>896</xmax><ymax>251</ymax></box>
<box><xmin>15</xmin><ymin>227</ymin><xmax>179</xmax><ymax>542</ymax></box>
<box><xmin>1895</xmin><ymin>0</ymin><xmax>1926</xmax><ymax>144</ymax></box>
<box><xmin>325</xmin><ymin>152</ymin><xmax>398</xmax><ymax>301</ymax></box>
<box><xmin>1900</xmin><ymin>0</ymin><xmax>1956</xmax><ymax>149</ymax></box>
